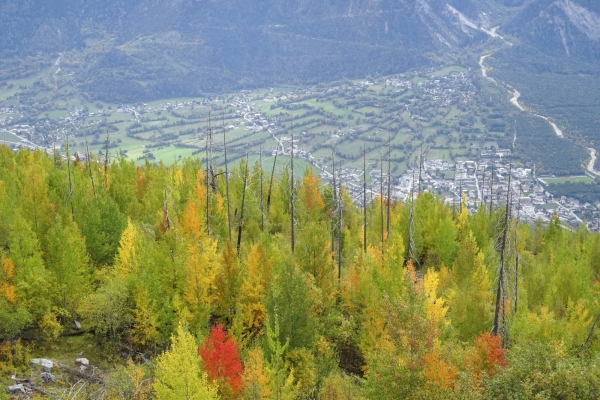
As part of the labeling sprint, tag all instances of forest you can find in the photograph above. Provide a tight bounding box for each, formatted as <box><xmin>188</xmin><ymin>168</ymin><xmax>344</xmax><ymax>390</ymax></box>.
<box><xmin>1</xmin><ymin>143</ymin><xmax>600</xmax><ymax>399</ymax></box>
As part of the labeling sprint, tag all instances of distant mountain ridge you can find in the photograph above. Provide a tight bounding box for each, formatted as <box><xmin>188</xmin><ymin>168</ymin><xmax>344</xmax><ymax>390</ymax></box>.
<box><xmin>503</xmin><ymin>0</ymin><xmax>600</xmax><ymax>62</ymax></box>
<box><xmin>0</xmin><ymin>0</ymin><xmax>493</xmax><ymax>100</ymax></box>
<box><xmin>3</xmin><ymin>1</ymin><xmax>600</xmax><ymax>101</ymax></box>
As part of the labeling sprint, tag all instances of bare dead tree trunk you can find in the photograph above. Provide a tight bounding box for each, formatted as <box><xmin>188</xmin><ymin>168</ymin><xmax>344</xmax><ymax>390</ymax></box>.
<box><xmin>84</xmin><ymin>130</ymin><xmax>96</xmax><ymax>197</ymax></box>
<box><xmin>267</xmin><ymin>144</ymin><xmax>278</xmax><ymax>209</ymax></box>
<box><xmin>380</xmin><ymin>154</ymin><xmax>384</xmax><ymax>254</ymax></box>
<box><xmin>514</xmin><ymin>183</ymin><xmax>523</xmax><ymax>315</ymax></box>
<box><xmin>490</xmin><ymin>164</ymin><xmax>494</xmax><ymax>217</ymax></box>
<box><xmin>387</xmin><ymin>134</ymin><xmax>392</xmax><ymax>235</ymax></box>
<box><xmin>163</xmin><ymin>185</ymin><xmax>171</xmax><ymax>231</ymax></box>
<box><xmin>459</xmin><ymin>181</ymin><xmax>463</xmax><ymax>211</ymax></box>
<box><xmin>363</xmin><ymin>145</ymin><xmax>367</xmax><ymax>253</ymax></box>
<box><xmin>408</xmin><ymin>160</ymin><xmax>418</xmax><ymax>265</ymax></box>
<box><xmin>66</xmin><ymin>135</ymin><xmax>74</xmax><ymax>220</ymax></box>
<box><xmin>418</xmin><ymin>145</ymin><xmax>423</xmax><ymax>194</ymax></box>
<box><xmin>581</xmin><ymin>314</ymin><xmax>600</xmax><ymax>352</ymax></box>
<box><xmin>338</xmin><ymin>164</ymin><xmax>343</xmax><ymax>280</ymax></box>
<box><xmin>205</xmin><ymin>112</ymin><xmax>213</xmax><ymax>235</ymax></box>
<box><xmin>481</xmin><ymin>165</ymin><xmax>486</xmax><ymax>209</ymax></box>
<box><xmin>331</xmin><ymin>151</ymin><xmax>337</xmax><ymax>258</ymax></box>
<box><xmin>237</xmin><ymin>152</ymin><xmax>249</xmax><ymax>255</ymax></box>
<box><xmin>260</xmin><ymin>144</ymin><xmax>264</xmax><ymax>232</ymax></box>
<box><xmin>514</xmin><ymin>254</ymin><xmax>519</xmax><ymax>313</ymax></box>
<box><xmin>223</xmin><ymin>116</ymin><xmax>232</xmax><ymax>241</ymax></box>
<box><xmin>290</xmin><ymin>119</ymin><xmax>295</xmax><ymax>254</ymax></box>
<box><xmin>492</xmin><ymin>160</ymin><xmax>512</xmax><ymax>339</ymax></box>
<box><xmin>104</xmin><ymin>130</ymin><xmax>110</xmax><ymax>188</ymax></box>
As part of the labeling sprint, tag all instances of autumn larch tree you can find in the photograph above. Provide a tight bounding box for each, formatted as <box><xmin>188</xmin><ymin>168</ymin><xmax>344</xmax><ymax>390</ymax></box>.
<box><xmin>199</xmin><ymin>324</ymin><xmax>244</xmax><ymax>398</ymax></box>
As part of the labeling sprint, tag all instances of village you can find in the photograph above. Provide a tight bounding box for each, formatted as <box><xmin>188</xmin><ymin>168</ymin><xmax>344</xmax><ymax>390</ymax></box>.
<box><xmin>1</xmin><ymin>69</ymin><xmax>598</xmax><ymax>233</ymax></box>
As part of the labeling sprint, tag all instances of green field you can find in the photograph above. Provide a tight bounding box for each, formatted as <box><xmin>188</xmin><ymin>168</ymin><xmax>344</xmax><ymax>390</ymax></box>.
<box><xmin>544</xmin><ymin>176</ymin><xmax>596</xmax><ymax>185</ymax></box>
<box><xmin>0</xmin><ymin>63</ymin><xmax>510</xmax><ymax>180</ymax></box>
<box><xmin>0</xmin><ymin>130</ymin><xmax>20</xmax><ymax>143</ymax></box>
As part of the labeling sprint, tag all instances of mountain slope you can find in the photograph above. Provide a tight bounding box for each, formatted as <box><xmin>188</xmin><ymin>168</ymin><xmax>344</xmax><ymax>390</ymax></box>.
<box><xmin>1</xmin><ymin>0</ymin><xmax>491</xmax><ymax>101</ymax></box>
<box><xmin>504</xmin><ymin>0</ymin><xmax>600</xmax><ymax>62</ymax></box>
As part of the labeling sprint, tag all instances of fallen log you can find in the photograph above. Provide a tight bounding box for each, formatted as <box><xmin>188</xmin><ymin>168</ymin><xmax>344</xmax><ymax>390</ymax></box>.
<box><xmin>52</xmin><ymin>361</ymin><xmax>105</xmax><ymax>385</ymax></box>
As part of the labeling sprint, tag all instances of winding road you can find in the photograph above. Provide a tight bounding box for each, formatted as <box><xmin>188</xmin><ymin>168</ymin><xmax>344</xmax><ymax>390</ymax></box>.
<box><xmin>478</xmin><ymin>50</ymin><xmax>600</xmax><ymax>175</ymax></box>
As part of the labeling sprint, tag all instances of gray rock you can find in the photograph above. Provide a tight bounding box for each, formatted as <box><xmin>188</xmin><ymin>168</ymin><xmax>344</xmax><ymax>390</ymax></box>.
<box><xmin>8</xmin><ymin>383</ymin><xmax>26</xmax><ymax>394</ymax></box>
<box><xmin>40</xmin><ymin>372</ymin><xmax>56</xmax><ymax>383</ymax></box>
<box><xmin>76</xmin><ymin>357</ymin><xmax>89</xmax><ymax>366</ymax></box>
<box><xmin>30</xmin><ymin>358</ymin><xmax>53</xmax><ymax>372</ymax></box>
<box><xmin>73</xmin><ymin>320</ymin><xmax>81</xmax><ymax>330</ymax></box>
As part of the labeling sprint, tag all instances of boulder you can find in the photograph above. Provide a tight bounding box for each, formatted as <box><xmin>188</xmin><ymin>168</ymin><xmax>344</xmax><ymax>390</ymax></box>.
<box><xmin>76</xmin><ymin>358</ymin><xmax>89</xmax><ymax>366</ymax></box>
<box><xmin>73</xmin><ymin>320</ymin><xmax>82</xmax><ymax>330</ymax></box>
<box><xmin>7</xmin><ymin>383</ymin><xmax>26</xmax><ymax>394</ymax></box>
<box><xmin>40</xmin><ymin>372</ymin><xmax>56</xmax><ymax>383</ymax></box>
<box><xmin>30</xmin><ymin>358</ymin><xmax>53</xmax><ymax>372</ymax></box>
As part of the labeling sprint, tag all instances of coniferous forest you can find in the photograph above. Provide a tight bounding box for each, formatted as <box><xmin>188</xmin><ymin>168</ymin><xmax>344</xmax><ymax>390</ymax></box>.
<box><xmin>2</xmin><ymin>144</ymin><xmax>600</xmax><ymax>399</ymax></box>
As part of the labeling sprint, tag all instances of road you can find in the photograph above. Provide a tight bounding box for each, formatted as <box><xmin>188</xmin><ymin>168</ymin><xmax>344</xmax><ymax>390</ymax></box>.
<box><xmin>588</xmin><ymin>147</ymin><xmax>599</xmax><ymax>177</ymax></box>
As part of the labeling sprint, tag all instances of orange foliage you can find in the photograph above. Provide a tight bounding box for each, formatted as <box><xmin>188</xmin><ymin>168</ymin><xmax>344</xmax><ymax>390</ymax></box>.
<box><xmin>0</xmin><ymin>255</ymin><xmax>16</xmax><ymax>303</ymax></box>
<box><xmin>422</xmin><ymin>351</ymin><xmax>458</xmax><ymax>390</ymax></box>
<box><xmin>182</xmin><ymin>198</ymin><xmax>203</xmax><ymax>239</ymax></box>
<box><xmin>300</xmin><ymin>169</ymin><xmax>324</xmax><ymax>212</ymax></box>
<box><xmin>466</xmin><ymin>333</ymin><xmax>507</xmax><ymax>379</ymax></box>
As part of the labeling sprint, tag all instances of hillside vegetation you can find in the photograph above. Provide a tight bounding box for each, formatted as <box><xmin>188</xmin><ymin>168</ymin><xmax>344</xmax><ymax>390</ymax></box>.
<box><xmin>1</xmin><ymin>145</ymin><xmax>600</xmax><ymax>398</ymax></box>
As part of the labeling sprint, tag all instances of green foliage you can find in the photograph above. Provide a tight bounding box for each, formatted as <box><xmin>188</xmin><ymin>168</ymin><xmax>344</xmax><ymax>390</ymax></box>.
<box><xmin>1</xmin><ymin>146</ymin><xmax>600</xmax><ymax>398</ymax></box>
<box><xmin>266</xmin><ymin>253</ymin><xmax>317</xmax><ymax>352</ymax></box>
<box><xmin>482</xmin><ymin>342</ymin><xmax>600</xmax><ymax>399</ymax></box>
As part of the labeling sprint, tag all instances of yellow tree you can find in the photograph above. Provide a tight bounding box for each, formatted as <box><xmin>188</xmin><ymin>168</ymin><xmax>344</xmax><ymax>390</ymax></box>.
<box><xmin>183</xmin><ymin>237</ymin><xmax>220</xmax><ymax>332</ymax></box>
<box><xmin>129</xmin><ymin>287</ymin><xmax>160</xmax><ymax>347</ymax></box>
<box><xmin>153</xmin><ymin>324</ymin><xmax>219</xmax><ymax>400</ymax></box>
<box><xmin>114</xmin><ymin>218</ymin><xmax>140</xmax><ymax>276</ymax></box>
<box><xmin>242</xmin><ymin>348</ymin><xmax>273</xmax><ymax>400</ymax></box>
<box><xmin>214</xmin><ymin>241</ymin><xmax>241</xmax><ymax>324</ymax></box>
<box><xmin>239</xmin><ymin>244</ymin><xmax>273</xmax><ymax>339</ymax></box>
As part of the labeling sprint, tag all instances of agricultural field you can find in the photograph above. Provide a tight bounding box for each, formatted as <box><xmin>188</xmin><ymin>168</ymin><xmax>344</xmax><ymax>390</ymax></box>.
<box><xmin>543</xmin><ymin>176</ymin><xmax>596</xmax><ymax>185</ymax></box>
<box><xmin>0</xmin><ymin>60</ymin><xmax>515</xmax><ymax>183</ymax></box>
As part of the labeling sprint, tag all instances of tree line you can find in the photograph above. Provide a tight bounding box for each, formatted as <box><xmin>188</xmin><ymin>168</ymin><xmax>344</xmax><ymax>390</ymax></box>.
<box><xmin>1</xmin><ymin>142</ymin><xmax>600</xmax><ymax>399</ymax></box>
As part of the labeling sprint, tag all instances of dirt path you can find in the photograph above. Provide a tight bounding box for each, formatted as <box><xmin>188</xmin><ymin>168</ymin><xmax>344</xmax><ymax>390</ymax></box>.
<box><xmin>479</xmin><ymin>55</ymin><xmax>494</xmax><ymax>82</ymax></box>
<box><xmin>480</xmin><ymin>55</ymin><xmax>565</xmax><ymax>139</ymax></box>
<box><xmin>510</xmin><ymin>89</ymin><xmax>524</xmax><ymax>111</ymax></box>
<box><xmin>588</xmin><ymin>147</ymin><xmax>599</xmax><ymax>176</ymax></box>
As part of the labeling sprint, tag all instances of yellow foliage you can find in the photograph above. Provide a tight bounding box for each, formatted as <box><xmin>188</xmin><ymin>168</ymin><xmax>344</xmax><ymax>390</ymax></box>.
<box><xmin>154</xmin><ymin>323</ymin><xmax>219</xmax><ymax>400</ymax></box>
<box><xmin>565</xmin><ymin>299</ymin><xmax>594</xmax><ymax>346</ymax></box>
<box><xmin>39</xmin><ymin>311</ymin><xmax>63</xmax><ymax>341</ymax></box>
<box><xmin>242</xmin><ymin>348</ymin><xmax>273</xmax><ymax>400</ymax></box>
<box><xmin>0</xmin><ymin>339</ymin><xmax>29</xmax><ymax>374</ymax></box>
<box><xmin>114</xmin><ymin>218</ymin><xmax>139</xmax><ymax>275</ymax></box>
<box><xmin>423</xmin><ymin>269</ymin><xmax>449</xmax><ymax>328</ymax></box>
<box><xmin>239</xmin><ymin>244</ymin><xmax>272</xmax><ymax>338</ymax></box>
<box><xmin>126</xmin><ymin>359</ymin><xmax>152</xmax><ymax>400</ymax></box>
<box><xmin>183</xmin><ymin>237</ymin><xmax>220</xmax><ymax>324</ymax></box>
<box><xmin>174</xmin><ymin>168</ymin><xmax>184</xmax><ymax>187</ymax></box>
<box><xmin>422</xmin><ymin>350</ymin><xmax>458</xmax><ymax>391</ymax></box>
<box><xmin>182</xmin><ymin>198</ymin><xmax>204</xmax><ymax>239</ymax></box>
<box><xmin>455</xmin><ymin>194</ymin><xmax>470</xmax><ymax>235</ymax></box>
<box><xmin>130</xmin><ymin>288</ymin><xmax>160</xmax><ymax>347</ymax></box>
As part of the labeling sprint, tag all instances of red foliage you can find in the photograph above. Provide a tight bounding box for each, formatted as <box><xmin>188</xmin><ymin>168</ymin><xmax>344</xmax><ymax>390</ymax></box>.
<box><xmin>466</xmin><ymin>333</ymin><xmax>508</xmax><ymax>379</ymax></box>
<box><xmin>198</xmin><ymin>324</ymin><xmax>244</xmax><ymax>396</ymax></box>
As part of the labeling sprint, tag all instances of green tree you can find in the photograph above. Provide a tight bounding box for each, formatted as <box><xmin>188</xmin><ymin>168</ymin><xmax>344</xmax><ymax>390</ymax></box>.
<box><xmin>45</xmin><ymin>217</ymin><xmax>91</xmax><ymax>315</ymax></box>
